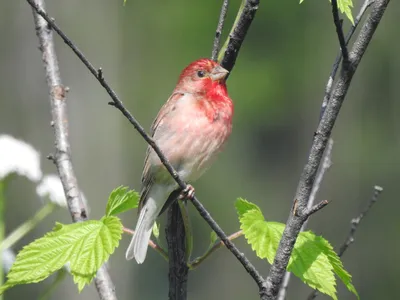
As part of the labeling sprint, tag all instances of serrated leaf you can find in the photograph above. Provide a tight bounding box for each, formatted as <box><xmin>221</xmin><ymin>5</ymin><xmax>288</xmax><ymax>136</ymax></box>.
<box><xmin>299</xmin><ymin>0</ymin><xmax>354</xmax><ymax>24</ymax></box>
<box><xmin>236</xmin><ymin>198</ymin><xmax>358</xmax><ymax>300</ymax></box>
<box><xmin>313</xmin><ymin>236</ymin><xmax>360</xmax><ymax>299</ymax></box>
<box><xmin>239</xmin><ymin>209</ymin><xmax>283</xmax><ymax>264</ymax></box>
<box><xmin>106</xmin><ymin>186</ymin><xmax>139</xmax><ymax>217</ymax></box>
<box><xmin>73</xmin><ymin>273</ymin><xmax>96</xmax><ymax>293</ymax></box>
<box><xmin>338</xmin><ymin>0</ymin><xmax>354</xmax><ymax>24</ymax></box>
<box><xmin>289</xmin><ymin>231</ymin><xmax>337</xmax><ymax>300</ymax></box>
<box><xmin>235</xmin><ymin>198</ymin><xmax>261</xmax><ymax>217</ymax></box>
<box><xmin>152</xmin><ymin>222</ymin><xmax>160</xmax><ymax>239</ymax></box>
<box><xmin>0</xmin><ymin>216</ymin><xmax>123</xmax><ymax>294</ymax></box>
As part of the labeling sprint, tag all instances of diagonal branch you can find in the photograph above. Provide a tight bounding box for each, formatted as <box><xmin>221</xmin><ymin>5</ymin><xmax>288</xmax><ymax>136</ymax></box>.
<box><xmin>338</xmin><ymin>185</ymin><xmax>383</xmax><ymax>256</ymax></box>
<box><xmin>321</xmin><ymin>0</ymin><xmax>372</xmax><ymax>118</ymax></box>
<box><xmin>25</xmin><ymin>0</ymin><xmax>267</xmax><ymax>298</ymax></box>
<box><xmin>331</xmin><ymin>0</ymin><xmax>349</xmax><ymax>67</ymax></box>
<box><xmin>307</xmin><ymin>185</ymin><xmax>383</xmax><ymax>300</ymax></box>
<box><xmin>30</xmin><ymin>1</ymin><xmax>117</xmax><ymax>299</ymax></box>
<box><xmin>218</xmin><ymin>0</ymin><xmax>260</xmax><ymax>73</ymax></box>
<box><xmin>211</xmin><ymin>0</ymin><xmax>229</xmax><ymax>61</ymax></box>
<box><xmin>265</xmin><ymin>0</ymin><xmax>391</xmax><ymax>298</ymax></box>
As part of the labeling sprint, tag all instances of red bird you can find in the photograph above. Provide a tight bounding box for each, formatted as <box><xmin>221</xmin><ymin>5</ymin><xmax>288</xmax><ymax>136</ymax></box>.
<box><xmin>126</xmin><ymin>58</ymin><xmax>234</xmax><ymax>263</ymax></box>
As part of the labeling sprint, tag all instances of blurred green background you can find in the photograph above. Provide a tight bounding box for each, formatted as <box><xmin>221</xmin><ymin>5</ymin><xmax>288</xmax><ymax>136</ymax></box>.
<box><xmin>0</xmin><ymin>0</ymin><xmax>398</xmax><ymax>299</ymax></box>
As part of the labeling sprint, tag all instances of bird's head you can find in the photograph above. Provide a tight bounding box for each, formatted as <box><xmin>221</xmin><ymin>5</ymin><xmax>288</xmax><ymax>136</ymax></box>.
<box><xmin>175</xmin><ymin>58</ymin><xmax>229</xmax><ymax>95</ymax></box>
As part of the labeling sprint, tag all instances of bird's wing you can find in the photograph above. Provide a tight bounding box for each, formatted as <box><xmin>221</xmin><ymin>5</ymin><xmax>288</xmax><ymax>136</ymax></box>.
<box><xmin>138</xmin><ymin>91</ymin><xmax>184</xmax><ymax>212</ymax></box>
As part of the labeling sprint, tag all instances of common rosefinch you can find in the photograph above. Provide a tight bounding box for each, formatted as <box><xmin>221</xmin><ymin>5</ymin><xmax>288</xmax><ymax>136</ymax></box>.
<box><xmin>126</xmin><ymin>58</ymin><xmax>233</xmax><ymax>263</ymax></box>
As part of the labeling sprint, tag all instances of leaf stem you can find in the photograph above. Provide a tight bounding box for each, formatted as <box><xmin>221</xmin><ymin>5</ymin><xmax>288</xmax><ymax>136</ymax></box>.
<box><xmin>189</xmin><ymin>230</ymin><xmax>243</xmax><ymax>269</ymax></box>
<box><xmin>0</xmin><ymin>202</ymin><xmax>56</xmax><ymax>251</ymax></box>
<box><xmin>122</xmin><ymin>227</ymin><xmax>168</xmax><ymax>261</ymax></box>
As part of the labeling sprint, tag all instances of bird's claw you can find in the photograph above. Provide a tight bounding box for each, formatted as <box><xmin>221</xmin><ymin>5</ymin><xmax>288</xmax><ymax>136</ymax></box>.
<box><xmin>178</xmin><ymin>185</ymin><xmax>195</xmax><ymax>201</ymax></box>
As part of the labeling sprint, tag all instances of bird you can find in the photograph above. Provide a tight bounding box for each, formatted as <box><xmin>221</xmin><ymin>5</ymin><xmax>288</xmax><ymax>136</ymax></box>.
<box><xmin>126</xmin><ymin>58</ymin><xmax>234</xmax><ymax>263</ymax></box>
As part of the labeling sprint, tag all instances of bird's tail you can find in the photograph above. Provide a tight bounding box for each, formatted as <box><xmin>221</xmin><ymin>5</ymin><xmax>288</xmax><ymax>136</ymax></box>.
<box><xmin>125</xmin><ymin>195</ymin><xmax>160</xmax><ymax>263</ymax></box>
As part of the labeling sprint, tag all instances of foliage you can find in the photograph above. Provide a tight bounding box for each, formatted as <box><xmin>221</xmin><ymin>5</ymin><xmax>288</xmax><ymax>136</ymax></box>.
<box><xmin>235</xmin><ymin>198</ymin><xmax>359</xmax><ymax>300</ymax></box>
<box><xmin>300</xmin><ymin>0</ymin><xmax>354</xmax><ymax>24</ymax></box>
<box><xmin>0</xmin><ymin>186</ymin><xmax>138</xmax><ymax>294</ymax></box>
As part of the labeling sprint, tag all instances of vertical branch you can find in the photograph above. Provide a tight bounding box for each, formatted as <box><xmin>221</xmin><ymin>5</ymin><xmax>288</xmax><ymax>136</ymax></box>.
<box><xmin>30</xmin><ymin>1</ymin><xmax>117</xmax><ymax>299</ymax></box>
<box><xmin>166</xmin><ymin>202</ymin><xmax>189</xmax><ymax>300</ymax></box>
<box><xmin>211</xmin><ymin>0</ymin><xmax>229</xmax><ymax>61</ymax></box>
<box><xmin>277</xmin><ymin>140</ymin><xmax>333</xmax><ymax>300</ymax></box>
<box><xmin>265</xmin><ymin>1</ymin><xmax>391</xmax><ymax>298</ymax></box>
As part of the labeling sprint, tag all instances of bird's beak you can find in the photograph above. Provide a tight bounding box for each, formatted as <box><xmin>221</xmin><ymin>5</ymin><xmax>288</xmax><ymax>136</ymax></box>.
<box><xmin>210</xmin><ymin>65</ymin><xmax>229</xmax><ymax>82</ymax></box>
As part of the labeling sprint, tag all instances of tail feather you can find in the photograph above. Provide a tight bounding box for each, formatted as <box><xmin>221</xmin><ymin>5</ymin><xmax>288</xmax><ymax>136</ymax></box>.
<box><xmin>125</xmin><ymin>196</ymin><xmax>160</xmax><ymax>263</ymax></box>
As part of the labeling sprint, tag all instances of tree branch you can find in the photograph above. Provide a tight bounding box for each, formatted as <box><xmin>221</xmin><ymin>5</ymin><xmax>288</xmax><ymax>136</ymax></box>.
<box><xmin>307</xmin><ymin>185</ymin><xmax>383</xmax><ymax>300</ymax></box>
<box><xmin>26</xmin><ymin>0</ymin><xmax>267</xmax><ymax>298</ymax></box>
<box><xmin>218</xmin><ymin>0</ymin><xmax>260</xmax><ymax>73</ymax></box>
<box><xmin>30</xmin><ymin>1</ymin><xmax>117</xmax><ymax>299</ymax></box>
<box><xmin>212</xmin><ymin>0</ymin><xmax>229</xmax><ymax>61</ymax></box>
<box><xmin>166</xmin><ymin>202</ymin><xmax>189</xmax><ymax>300</ymax></box>
<box><xmin>265</xmin><ymin>0</ymin><xmax>390</xmax><ymax>298</ymax></box>
<box><xmin>280</xmin><ymin>5</ymin><xmax>374</xmax><ymax>294</ymax></box>
<box><xmin>331</xmin><ymin>0</ymin><xmax>349</xmax><ymax>67</ymax></box>
<box><xmin>321</xmin><ymin>0</ymin><xmax>372</xmax><ymax>117</ymax></box>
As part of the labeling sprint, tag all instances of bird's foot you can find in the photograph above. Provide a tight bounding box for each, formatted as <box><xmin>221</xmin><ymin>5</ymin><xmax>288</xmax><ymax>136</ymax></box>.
<box><xmin>178</xmin><ymin>184</ymin><xmax>195</xmax><ymax>201</ymax></box>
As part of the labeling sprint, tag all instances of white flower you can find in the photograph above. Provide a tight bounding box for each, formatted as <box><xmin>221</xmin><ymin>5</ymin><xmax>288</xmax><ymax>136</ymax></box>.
<box><xmin>2</xmin><ymin>248</ymin><xmax>16</xmax><ymax>273</ymax></box>
<box><xmin>36</xmin><ymin>174</ymin><xmax>88</xmax><ymax>210</ymax></box>
<box><xmin>0</xmin><ymin>135</ymin><xmax>42</xmax><ymax>182</ymax></box>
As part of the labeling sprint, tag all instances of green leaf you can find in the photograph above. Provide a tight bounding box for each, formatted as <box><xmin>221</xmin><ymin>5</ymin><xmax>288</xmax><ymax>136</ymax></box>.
<box><xmin>289</xmin><ymin>231</ymin><xmax>337</xmax><ymax>300</ymax></box>
<box><xmin>106</xmin><ymin>186</ymin><xmax>139</xmax><ymax>217</ymax></box>
<box><xmin>299</xmin><ymin>0</ymin><xmax>354</xmax><ymax>24</ymax></box>
<box><xmin>314</xmin><ymin>236</ymin><xmax>360</xmax><ymax>299</ymax></box>
<box><xmin>235</xmin><ymin>198</ymin><xmax>261</xmax><ymax>217</ymax></box>
<box><xmin>239</xmin><ymin>209</ymin><xmax>283</xmax><ymax>265</ymax></box>
<box><xmin>0</xmin><ymin>216</ymin><xmax>123</xmax><ymax>294</ymax></box>
<box><xmin>152</xmin><ymin>222</ymin><xmax>160</xmax><ymax>240</ymax></box>
<box><xmin>338</xmin><ymin>0</ymin><xmax>354</xmax><ymax>25</ymax></box>
<box><xmin>236</xmin><ymin>198</ymin><xmax>358</xmax><ymax>300</ymax></box>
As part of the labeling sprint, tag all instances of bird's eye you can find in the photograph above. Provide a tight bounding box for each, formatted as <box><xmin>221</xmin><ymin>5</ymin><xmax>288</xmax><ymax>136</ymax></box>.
<box><xmin>197</xmin><ymin>70</ymin><xmax>205</xmax><ymax>78</ymax></box>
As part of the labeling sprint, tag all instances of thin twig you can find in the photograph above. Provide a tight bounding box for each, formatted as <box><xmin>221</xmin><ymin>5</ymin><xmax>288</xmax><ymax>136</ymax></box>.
<box><xmin>321</xmin><ymin>0</ymin><xmax>372</xmax><ymax>118</ymax></box>
<box><xmin>123</xmin><ymin>227</ymin><xmax>168</xmax><ymax>261</ymax></box>
<box><xmin>30</xmin><ymin>1</ymin><xmax>117</xmax><ymax>299</ymax></box>
<box><xmin>265</xmin><ymin>1</ymin><xmax>390</xmax><ymax>298</ymax></box>
<box><xmin>338</xmin><ymin>185</ymin><xmax>383</xmax><ymax>256</ymax></box>
<box><xmin>331</xmin><ymin>0</ymin><xmax>349</xmax><ymax>67</ymax></box>
<box><xmin>25</xmin><ymin>1</ymin><xmax>267</xmax><ymax>297</ymax></box>
<box><xmin>307</xmin><ymin>185</ymin><xmax>383</xmax><ymax>300</ymax></box>
<box><xmin>189</xmin><ymin>230</ymin><xmax>243</xmax><ymax>269</ymax></box>
<box><xmin>211</xmin><ymin>0</ymin><xmax>229</xmax><ymax>61</ymax></box>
